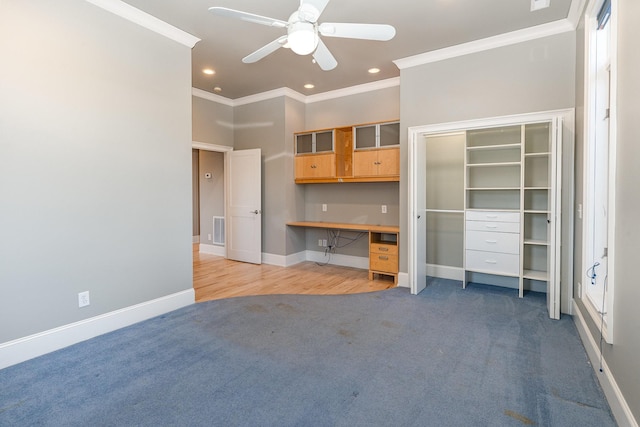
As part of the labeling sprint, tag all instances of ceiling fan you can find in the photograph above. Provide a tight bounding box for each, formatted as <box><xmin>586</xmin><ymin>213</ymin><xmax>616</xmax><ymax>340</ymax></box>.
<box><xmin>209</xmin><ymin>0</ymin><xmax>396</xmax><ymax>71</ymax></box>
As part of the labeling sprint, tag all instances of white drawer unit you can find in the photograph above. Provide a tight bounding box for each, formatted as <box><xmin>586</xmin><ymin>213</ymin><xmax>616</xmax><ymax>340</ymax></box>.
<box><xmin>465</xmin><ymin>230</ymin><xmax>520</xmax><ymax>254</ymax></box>
<box><xmin>465</xmin><ymin>250</ymin><xmax>520</xmax><ymax>276</ymax></box>
<box><xmin>464</xmin><ymin>210</ymin><xmax>521</xmax><ymax>284</ymax></box>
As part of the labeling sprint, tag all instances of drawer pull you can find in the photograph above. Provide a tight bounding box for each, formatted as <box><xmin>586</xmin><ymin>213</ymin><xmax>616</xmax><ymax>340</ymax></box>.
<box><xmin>379</xmin><ymin>255</ymin><xmax>389</xmax><ymax>261</ymax></box>
<box><xmin>485</xmin><ymin>239</ymin><xmax>498</xmax><ymax>244</ymax></box>
<box><xmin>378</xmin><ymin>247</ymin><xmax>389</xmax><ymax>251</ymax></box>
<box><xmin>485</xmin><ymin>259</ymin><xmax>497</xmax><ymax>264</ymax></box>
<box><xmin>485</xmin><ymin>225</ymin><xmax>498</xmax><ymax>229</ymax></box>
<box><xmin>486</xmin><ymin>215</ymin><xmax>498</xmax><ymax>219</ymax></box>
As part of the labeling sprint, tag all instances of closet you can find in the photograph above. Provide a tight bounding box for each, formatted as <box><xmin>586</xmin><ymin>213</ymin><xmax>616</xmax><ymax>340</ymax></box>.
<box><xmin>410</xmin><ymin>111</ymin><xmax>569</xmax><ymax>319</ymax></box>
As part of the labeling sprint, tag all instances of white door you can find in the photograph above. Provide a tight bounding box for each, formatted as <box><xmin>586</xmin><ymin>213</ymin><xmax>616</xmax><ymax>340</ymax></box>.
<box><xmin>409</xmin><ymin>135</ymin><xmax>427</xmax><ymax>295</ymax></box>
<box><xmin>547</xmin><ymin>118</ymin><xmax>563</xmax><ymax>320</ymax></box>
<box><xmin>228</xmin><ymin>149</ymin><xmax>262</xmax><ymax>264</ymax></box>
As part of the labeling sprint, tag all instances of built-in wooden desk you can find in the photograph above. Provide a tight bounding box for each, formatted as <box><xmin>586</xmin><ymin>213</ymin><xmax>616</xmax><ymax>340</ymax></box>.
<box><xmin>287</xmin><ymin>221</ymin><xmax>399</xmax><ymax>284</ymax></box>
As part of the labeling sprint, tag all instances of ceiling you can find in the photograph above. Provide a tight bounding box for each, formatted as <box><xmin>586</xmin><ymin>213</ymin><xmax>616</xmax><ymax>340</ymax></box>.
<box><xmin>123</xmin><ymin>0</ymin><xmax>573</xmax><ymax>100</ymax></box>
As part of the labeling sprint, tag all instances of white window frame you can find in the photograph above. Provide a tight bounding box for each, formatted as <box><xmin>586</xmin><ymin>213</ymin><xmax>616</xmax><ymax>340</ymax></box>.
<box><xmin>581</xmin><ymin>0</ymin><xmax>617</xmax><ymax>343</ymax></box>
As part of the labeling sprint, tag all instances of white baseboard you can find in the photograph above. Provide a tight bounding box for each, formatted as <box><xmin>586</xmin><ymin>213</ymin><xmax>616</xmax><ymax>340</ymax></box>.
<box><xmin>427</xmin><ymin>264</ymin><xmax>464</xmax><ymax>281</ymax></box>
<box><xmin>262</xmin><ymin>251</ymin><xmax>307</xmax><ymax>267</ymax></box>
<box><xmin>572</xmin><ymin>299</ymin><xmax>638</xmax><ymax>427</ymax></box>
<box><xmin>0</xmin><ymin>289</ymin><xmax>195</xmax><ymax>370</ymax></box>
<box><xmin>192</xmin><ymin>235</ymin><xmax>200</xmax><ymax>244</ymax></box>
<box><xmin>199</xmin><ymin>243</ymin><xmax>225</xmax><ymax>257</ymax></box>
<box><xmin>305</xmin><ymin>250</ymin><xmax>369</xmax><ymax>270</ymax></box>
<box><xmin>397</xmin><ymin>272</ymin><xmax>409</xmax><ymax>288</ymax></box>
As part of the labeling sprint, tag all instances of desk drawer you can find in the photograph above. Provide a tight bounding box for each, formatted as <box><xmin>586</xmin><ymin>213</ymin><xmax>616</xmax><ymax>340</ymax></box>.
<box><xmin>465</xmin><ymin>250</ymin><xmax>519</xmax><ymax>275</ymax></box>
<box><xmin>369</xmin><ymin>242</ymin><xmax>398</xmax><ymax>256</ymax></box>
<box><xmin>370</xmin><ymin>253</ymin><xmax>398</xmax><ymax>273</ymax></box>
<box><xmin>466</xmin><ymin>230</ymin><xmax>520</xmax><ymax>254</ymax></box>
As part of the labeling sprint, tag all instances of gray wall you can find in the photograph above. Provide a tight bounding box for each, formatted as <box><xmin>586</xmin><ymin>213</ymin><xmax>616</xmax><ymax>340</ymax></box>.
<box><xmin>192</xmin><ymin>96</ymin><xmax>234</xmax><ymax>146</ymax></box>
<box><xmin>573</xmin><ymin>0</ymin><xmax>640</xmax><ymax>421</ymax></box>
<box><xmin>399</xmin><ymin>32</ymin><xmax>577</xmax><ymax>286</ymax></box>
<box><xmin>234</xmin><ymin>97</ymin><xmax>291</xmax><ymax>257</ymax></box>
<box><xmin>0</xmin><ymin>0</ymin><xmax>193</xmax><ymax>342</ymax></box>
<box><xmin>198</xmin><ymin>150</ymin><xmax>225</xmax><ymax>244</ymax></box>
<box><xmin>304</xmin><ymin>86</ymin><xmax>400</xmax><ymax>130</ymax></box>
<box><xmin>301</xmin><ymin>87</ymin><xmax>401</xmax><ymax>257</ymax></box>
<box><xmin>192</xmin><ymin>150</ymin><xmax>199</xmax><ymax>236</ymax></box>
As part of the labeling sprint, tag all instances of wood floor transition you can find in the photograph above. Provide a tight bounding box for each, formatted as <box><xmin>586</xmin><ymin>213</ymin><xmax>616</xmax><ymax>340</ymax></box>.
<box><xmin>193</xmin><ymin>244</ymin><xmax>396</xmax><ymax>302</ymax></box>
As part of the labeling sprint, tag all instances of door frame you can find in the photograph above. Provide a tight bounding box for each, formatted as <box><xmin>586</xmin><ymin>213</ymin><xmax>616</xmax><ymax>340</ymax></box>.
<box><xmin>407</xmin><ymin>109</ymin><xmax>574</xmax><ymax>317</ymax></box>
<box><xmin>192</xmin><ymin>141</ymin><xmax>233</xmax><ymax>258</ymax></box>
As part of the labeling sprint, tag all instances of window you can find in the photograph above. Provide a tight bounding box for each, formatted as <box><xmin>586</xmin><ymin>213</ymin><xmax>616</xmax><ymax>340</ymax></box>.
<box><xmin>582</xmin><ymin>0</ymin><xmax>616</xmax><ymax>343</ymax></box>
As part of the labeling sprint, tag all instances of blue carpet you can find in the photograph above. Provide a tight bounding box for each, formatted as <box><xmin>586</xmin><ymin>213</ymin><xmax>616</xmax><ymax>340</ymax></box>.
<box><xmin>0</xmin><ymin>279</ymin><xmax>616</xmax><ymax>426</ymax></box>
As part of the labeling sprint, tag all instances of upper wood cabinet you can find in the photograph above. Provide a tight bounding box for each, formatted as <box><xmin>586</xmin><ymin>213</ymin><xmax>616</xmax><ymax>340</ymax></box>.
<box><xmin>353</xmin><ymin>147</ymin><xmax>400</xmax><ymax>177</ymax></box>
<box><xmin>294</xmin><ymin>120</ymin><xmax>399</xmax><ymax>184</ymax></box>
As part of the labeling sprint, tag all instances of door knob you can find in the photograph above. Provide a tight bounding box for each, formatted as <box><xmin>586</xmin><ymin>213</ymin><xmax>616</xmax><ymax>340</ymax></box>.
<box><xmin>251</xmin><ymin>210</ymin><xmax>262</xmax><ymax>214</ymax></box>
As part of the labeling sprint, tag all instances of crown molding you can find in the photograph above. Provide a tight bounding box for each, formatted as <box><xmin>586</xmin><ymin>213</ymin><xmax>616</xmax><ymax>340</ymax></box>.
<box><xmin>86</xmin><ymin>0</ymin><xmax>200</xmax><ymax>48</ymax></box>
<box><xmin>233</xmin><ymin>87</ymin><xmax>307</xmax><ymax>107</ymax></box>
<box><xmin>567</xmin><ymin>0</ymin><xmax>588</xmax><ymax>29</ymax></box>
<box><xmin>192</xmin><ymin>88</ymin><xmax>234</xmax><ymax>106</ymax></box>
<box><xmin>305</xmin><ymin>77</ymin><xmax>400</xmax><ymax>104</ymax></box>
<box><xmin>394</xmin><ymin>19</ymin><xmax>574</xmax><ymax>70</ymax></box>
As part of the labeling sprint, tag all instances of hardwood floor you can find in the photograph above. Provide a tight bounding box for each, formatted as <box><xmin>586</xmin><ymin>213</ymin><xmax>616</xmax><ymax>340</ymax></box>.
<box><xmin>193</xmin><ymin>244</ymin><xmax>396</xmax><ymax>302</ymax></box>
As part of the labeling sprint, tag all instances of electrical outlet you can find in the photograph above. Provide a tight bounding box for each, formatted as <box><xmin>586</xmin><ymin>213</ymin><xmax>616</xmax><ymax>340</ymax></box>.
<box><xmin>322</xmin><ymin>204</ymin><xmax>327</xmax><ymax>212</ymax></box>
<box><xmin>381</xmin><ymin>205</ymin><xmax>387</xmax><ymax>214</ymax></box>
<box><xmin>208</xmin><ymin>233</ymin><xmax>212</xmax><ymax>241</ymax></box>
<box><xmin>78</xmin><ymin>291</ymin><xmax>90</xmax><ymax>308</ymax></box>
<box><xmin>322</xmin><ymin>239</ymin><xmax>327</xmax><ymax>247</ymax></box>
<box><xmin>318</xmin><ymin>239</ymin><xmax>323</xmax><ymax>246</ymax></box>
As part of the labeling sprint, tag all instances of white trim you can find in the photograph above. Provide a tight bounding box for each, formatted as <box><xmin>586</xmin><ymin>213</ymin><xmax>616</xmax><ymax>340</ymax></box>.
<box><xmin>397</xmin><ymin>272</ymin><xmax>409</xmax><ymax>289</ymax></box>
<box><xmin>233</xmin><ymin>87</ymin><xmax>307</xmax><ymax>107</ymax></box>
<box><xmin>394</xmin><ymin>19</ymin><xmax>574</xmax><ymax>70</ymax></box>
<box><xmin>192</xmin><ymin>235</ymin><xmax>200</xmax><ymax>244</ymax></box>
<box><xmin>191</xmin><ymin>78</ymin><xmax>400</xmax><ymax>107</ymax></box>
<box><xmin>572</xmin><ymin>300</ymin><xmax>639</xmax><ymax>427</ymax></box>
<box><xmin>567</xmin><ymin>0</ymin><xmax>589</xmax><ymax>29</ymax></box>
<box><xmin>305</xmin><ymin>77</ymin><xmax>400</xmax><ymax>104</ymax></box>
<box><xmin>85</xmin><ymin>0</ymin><xmax>200</xmax><ymax>48</ymax></box>
<box><xmin>262</xmin><ymin>251</ymin><xmax>307</xmax><ymax>267</ymax></box>
<box><xmin>0</xmin><ymin>289</ymin><xmax>194</xmax><ymax>370</ymax></box>
<box><xmin>427</xmin><ymin>264</ymin><xmax>464</xmax><ymax>281</ymax></box>
<box><xmin>305</xmin><ymin>250</ymin><xmax>369</xmax><ymax>270</ymax></box>
<box><xmin>192</xmin><ymin>141</ymin><xmax>234</xmax><ymax>152</ymax></box>
<box><xmin>199</xmin><ymin>243</ymin><xmax>226</xmax><ymax>257</ymax></box>
<box><xmin>192</xmin><ymin>88</ymin><xmax>234</xmax><ymax>106</ymax></box>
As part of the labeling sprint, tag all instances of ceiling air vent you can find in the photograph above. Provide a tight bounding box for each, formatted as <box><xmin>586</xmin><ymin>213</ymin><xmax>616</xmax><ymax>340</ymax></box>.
<box><xmin>531</xmin><ymin>0</ymin><xmax>551</xmax><ymax>11</ymax></box>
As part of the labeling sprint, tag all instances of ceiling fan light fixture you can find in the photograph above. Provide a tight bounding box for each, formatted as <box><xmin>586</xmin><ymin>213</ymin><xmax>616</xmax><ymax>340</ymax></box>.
<box><xmin>287</xmin><ymin>21</ymin><xmax>318</xmax><ymax>55</ymax></box>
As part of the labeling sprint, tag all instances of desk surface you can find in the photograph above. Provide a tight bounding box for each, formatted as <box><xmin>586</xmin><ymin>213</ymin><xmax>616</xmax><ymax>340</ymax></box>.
<box><xmin>287</xmin><ymin>221</ymin><xmax>399</xmax><ymax>234</ymax></box>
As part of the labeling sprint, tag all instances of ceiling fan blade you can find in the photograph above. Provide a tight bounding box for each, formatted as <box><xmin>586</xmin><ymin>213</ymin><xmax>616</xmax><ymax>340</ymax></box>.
<box><xmin>319</xmin><ymin>23</ymin><xmax>396</xmax><ymax>41</ymax></box>
<box><xmin>209</xmin><ymin>7</ymin><xmax>288</xmax><ymax>28</ymax></box>
<box><xmin>242</xmin><ymin>36</ymin><xmax>288</xmax><ymax>64</ymax></box>
<box><xmin>300</xmin><ymin>0</ymin><xmax>330</xmax><ymax>21</ymax></box>
<box><xmin>313</xmin><ymin>39</ymin><xmax>337</xmax><ymax>71</ymax></box>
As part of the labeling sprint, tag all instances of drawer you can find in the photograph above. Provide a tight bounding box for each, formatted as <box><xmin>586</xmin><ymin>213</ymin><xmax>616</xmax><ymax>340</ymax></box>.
<box><xmin>369</xmin><ymin>243</ymin><xmax>398</xmax><ymax>256</ymax></box>
<box><xmin>466</xmin><ymin>220</ymin><xmax>520</xmax><ymax>233</ymax></box>
<box><xmin>370</xmin><ymin>253</ymin><xmax>398</xmax><ymax>273</ymax></box>
<box><xmin>466</xmin><ymin>230</ymin><xmax>520</xmax><ymax>254</ymax></box>
<box><xmin>465</xmin><ymin>250</ymin><xmax>519</xmax><ymax>275</ymax></box>
<box><xmin>466</xmin><ymin>211</ymin><xmax>520</xmax><ymax>223</ymax></box>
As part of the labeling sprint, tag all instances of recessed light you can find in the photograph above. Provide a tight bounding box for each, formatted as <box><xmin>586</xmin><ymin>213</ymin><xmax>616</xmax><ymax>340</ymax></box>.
<box><xmin>203</xmin><ymin>68</ymin><xmax>215</xmax><ymax>75</ymax></box>
<box><xmin>304</xmin><ymin>83</ymin><xmax>315</xmax><ymax>89</ymax></box>
<box><xmin>213</xmin><ymin>86</ymin><xmax>222</xmax><ymax>92</ymax></box>
<box><xmin>368</xmin><ymin>68</ymin><xmax>380</xmax><ymax>74</ymax></box>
